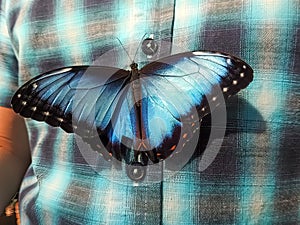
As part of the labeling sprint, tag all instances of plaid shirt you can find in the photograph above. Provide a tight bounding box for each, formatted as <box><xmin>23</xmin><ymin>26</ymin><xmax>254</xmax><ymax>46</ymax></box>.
<box><xmin>0</xmin><ymin>0</ymin><xmax>299</xmax><ymax>224</ymax></box>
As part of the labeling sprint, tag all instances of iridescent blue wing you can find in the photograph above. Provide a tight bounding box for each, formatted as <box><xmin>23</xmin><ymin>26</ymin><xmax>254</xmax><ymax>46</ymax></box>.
<box><xmin>141</xmin><ymin>51</ymin><xmax>253</xmax><ymax>102</ymax></box>
<box><xmin>12</xmin><ymin>66</ymin><xmax>131</xmax><ymax>127</ymax></box>
<box><xmin>11</xmin><ymin>66</ymin><xmax>132</xmax><ymax>159</ymax></box>
<box><xmin>135</xmin><ymin>50</ymin><xmax>253</xmax><ymax>160</ymax></box>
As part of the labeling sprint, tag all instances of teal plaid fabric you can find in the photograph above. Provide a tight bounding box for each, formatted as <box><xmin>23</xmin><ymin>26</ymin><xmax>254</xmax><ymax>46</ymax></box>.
<box><xmin>0</xmin><ymin>0</ymin><xmax>299</xmax><ymax>224</ymax></box>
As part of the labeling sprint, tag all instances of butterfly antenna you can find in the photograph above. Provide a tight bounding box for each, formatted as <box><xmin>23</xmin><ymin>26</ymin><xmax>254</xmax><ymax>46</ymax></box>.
<box><xmin>116</xmin><ymin>34</ymin><xmax>152</xmax><ymax>63</ymax></box>
<box><xmin>116</xmin><ymin>37</ymin><xmax>134</xmax><ymax>63</ymax></box>
<box><xmin>132</xmin><ymin>33</ymin><xmax>150</xmax><ymax>61</ymax></box>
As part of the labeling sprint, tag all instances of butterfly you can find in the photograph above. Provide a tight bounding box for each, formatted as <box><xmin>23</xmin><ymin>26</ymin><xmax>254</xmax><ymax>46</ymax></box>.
<box><xmin>11</xmin><ymin>50</ymin><xmax>253</xmax><ymax>169</ymax></box>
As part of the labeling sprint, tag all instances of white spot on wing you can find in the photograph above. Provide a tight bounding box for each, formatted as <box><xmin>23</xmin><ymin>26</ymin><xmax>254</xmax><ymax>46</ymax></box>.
<box><xmin>240</xmin><ymin>72</ymin><xmax>245</xmax><ymax>78</ymax></box>
<box><xmin>223</xmin><ymin>87</ymin><xmax>228</xmax><ymax>92</ymax></box>
<box><xmin>233</xmin><ymin>80</ymin><xmax>238</xmax><ymax>85</ymax></box>
<box><xmin>22</xmin><ymin>101</ymin><xmax>27</xmax><ymax>105</ymax></box>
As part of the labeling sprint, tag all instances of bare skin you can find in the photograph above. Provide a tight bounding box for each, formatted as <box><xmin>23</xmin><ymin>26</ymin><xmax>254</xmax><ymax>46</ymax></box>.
<box><xmin>0</xmin><ymin>106</ymin><xmax>31</xmax><ymax>214</ymax></box>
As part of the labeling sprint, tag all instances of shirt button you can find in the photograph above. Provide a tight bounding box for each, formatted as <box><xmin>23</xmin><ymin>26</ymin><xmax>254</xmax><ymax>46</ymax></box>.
<box><xmin>141</xmin><ymin>37</ymin><xmax>158</xmax><ymax>56</ymax></box>
<box><xmin>126</xmin><ymin>162</ymin><xmax>146</xmax><ymax>182</ymax></box>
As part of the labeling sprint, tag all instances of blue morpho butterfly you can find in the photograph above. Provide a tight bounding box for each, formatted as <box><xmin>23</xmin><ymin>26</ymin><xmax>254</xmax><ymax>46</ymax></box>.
<box><xmin>11</xmin><ymin>38</ymin><xmax>253</xmax><ymax>176</ymax></box>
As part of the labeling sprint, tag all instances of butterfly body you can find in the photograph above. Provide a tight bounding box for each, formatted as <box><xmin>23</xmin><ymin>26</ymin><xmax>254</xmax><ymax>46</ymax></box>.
<box><xmin>11</xmin><ymin>50</ymin><xmax>253</xmax><ymax>169</ymax></box>
<box><xmin>127</xmin><ymin>62</ymin><xmax>158</xmax><ymax>163</ymax></box>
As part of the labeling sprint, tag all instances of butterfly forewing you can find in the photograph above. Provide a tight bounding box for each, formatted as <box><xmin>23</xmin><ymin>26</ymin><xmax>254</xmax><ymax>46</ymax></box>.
<box><xmin>141</xmin><ymin>51</ymin><xmax>253</xmax><ymax>114</ymax></box>
<box><xmin>12</xmin><ymin>66</ymin><xmax>130</xmax><ymax>132</ymax></box>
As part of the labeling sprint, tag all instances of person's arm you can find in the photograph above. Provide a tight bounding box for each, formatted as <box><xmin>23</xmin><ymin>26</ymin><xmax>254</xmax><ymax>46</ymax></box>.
<box><xmin>0</xmin><ymin>106</ymin><xmax>31</xmax><ymax>214</ymax></box>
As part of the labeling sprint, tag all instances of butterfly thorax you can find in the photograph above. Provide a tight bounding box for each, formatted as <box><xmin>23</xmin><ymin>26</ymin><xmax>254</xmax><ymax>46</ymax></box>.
<box><xmin>130</xmin><ymin>62</ymin><xmax>139</xmax><ymax>79</ymax></box>
<box><xmin>130</xmin><ymin>62</ymin><xmax>142</xmax><ymax>107</ymax></box>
